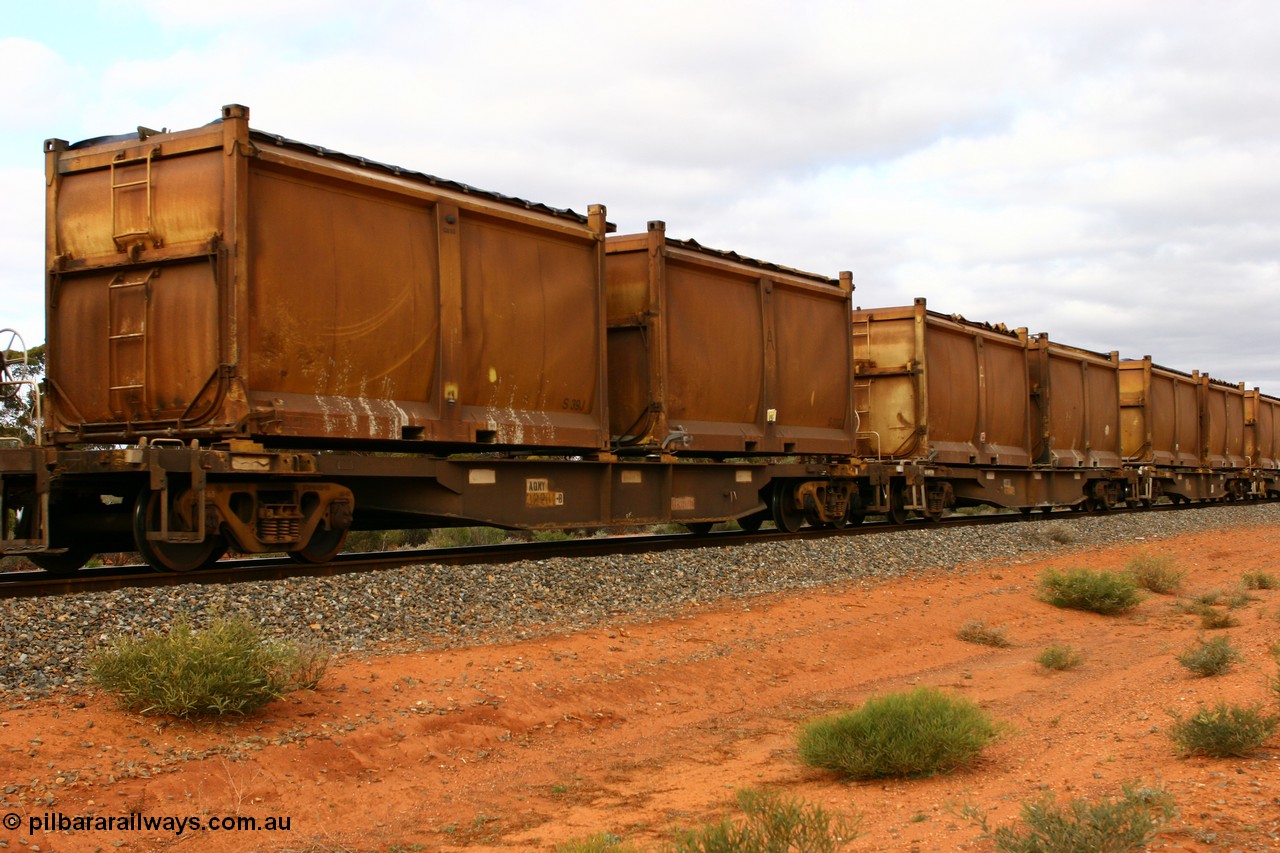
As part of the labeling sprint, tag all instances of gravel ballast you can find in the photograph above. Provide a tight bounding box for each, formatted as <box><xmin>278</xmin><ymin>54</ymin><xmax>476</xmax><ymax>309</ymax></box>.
<box><xmin>3</xmin><ymin>503</ymin><xmax>1278</xmax><ymax>698</ymax></box>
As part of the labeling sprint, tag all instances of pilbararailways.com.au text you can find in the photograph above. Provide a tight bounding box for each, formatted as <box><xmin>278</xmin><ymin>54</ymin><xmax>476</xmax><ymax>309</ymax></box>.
<box><xmin>10</xmin><ymin>811</ymin><xmax>292</xmax><ymax>836</ymax></box>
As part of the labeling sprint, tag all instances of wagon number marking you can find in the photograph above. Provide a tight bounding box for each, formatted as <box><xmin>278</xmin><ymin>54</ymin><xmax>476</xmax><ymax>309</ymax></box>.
<box><xmin>525</xmin><ymin>478</ymin><xmax>565</xmax><ymax>507</ymax></box>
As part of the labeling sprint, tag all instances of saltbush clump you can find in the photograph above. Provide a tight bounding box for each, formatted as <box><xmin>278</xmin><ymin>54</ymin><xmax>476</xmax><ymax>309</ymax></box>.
<box><xmin>1036</xmin><ymin>645</ymin><xmax>1084</xmax><ymax>672</ymax></box>
<box><xmin>797</xmin><ymin>687</ymin><xmax>998</xmax><ymax>779</ymax></box>
<box><xmin>88</xmin><ymin>613</ymin><xmax>329</xmax><ymax>717</ymax></box>
<box><xmin>1126</xmin><ymin>552</ymin><xmax>1184</xmax><ymax>594</ymax></box>
<box><xmin>1038</xmin><ymin>568</ymin><xmax>1143</xmax><ymax>615</ymax></box>
<box><xmin>1176</xmin><ymin>636</ymin><xmax>1241</xmax><ymax>677</ymax></box>
<box><xmin>1242</xmin><ymin>571</ymin><xmax>1277</xmax><ymax>590</ymax></box>
<box><xmin>555</xmin><ymin>835</ymin><xmax>639</xmax><ymax>853</ymax></box>
<box><xmin>957</xmin><ymin>619</ymin><xmax>1012</xmax><ymax>648</ymax></box>
<box><xmin>669</xmin><ymin>788</ymin><xmax>861</xmax><ymax>853</ymax></box>
<box><xmin>967</xmin><ymin>782</ymin><xmax>1175</xmax><ymax>853</ymax></box>
<box><xmin>1168</xmin><ymin>702</ymin><xmax>1279</xmax><ymax>758</ymax></box>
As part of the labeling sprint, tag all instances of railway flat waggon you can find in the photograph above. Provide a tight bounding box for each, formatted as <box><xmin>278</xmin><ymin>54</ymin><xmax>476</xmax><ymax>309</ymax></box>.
<box><xmin>3</xmin><ymin>105</ymin><xmax>1279</xmax><ymax>574</ymax></box>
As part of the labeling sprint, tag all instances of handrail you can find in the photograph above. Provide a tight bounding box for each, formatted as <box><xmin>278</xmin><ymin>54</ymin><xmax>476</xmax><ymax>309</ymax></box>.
<box><xmin>0</xmin><ymin>328</ymin><xmax>41</xmax><ymax>446</ymax></box>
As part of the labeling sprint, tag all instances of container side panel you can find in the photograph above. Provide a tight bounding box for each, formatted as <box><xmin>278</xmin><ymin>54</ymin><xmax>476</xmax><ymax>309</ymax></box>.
<box><xmin>1172</xmin><ymin>378</ymin><xmax>1200</xmax><ymax>467</ymax></box>
<box><xmin>1091</xmin><ymin>367</ymin><xmax>1121</xmax><ymax>464</ymax></box>
<box><xmin>1149</xmin><ymin>373</ymin><xmax>1178</xmax><ymax>464</ymax></box>
<box><xmin>984</xmin><ymin>340</ymin><xmax>1031</xmax><ymax>462</ymax></box>
<box><xmin>1046</xmin><ymin>357</ymin><xmax>1084</xmax><ymax>456</ymax></box>
<box><xmin>924</xmin><ymin>324</ymin><xmax>981</xmax><ymax>460</ymax></box>
<box><xmin>664</xmin><ymin>262</ymin><xmax>761</xmax><ymax>426</ymax></box>
<box><xmin>772</xmin><ymin>286</ymin><xmax>851</xmax><ymax>431</ymax></box>
<box><xmin>604</xmin><ymin>249</ymin><xmax>655</xmax><ymax>442</ymax></box>
<box><xmin>606</xmin><ymin>326</ymin><xmax>652</xmax><ymax>441</ymax></box>
<box><xmin>1118</xmin><ymin>365</ymin><xmax>1150</xmax><ymax>462</ymax></box>
<box><xmin>1202</xmin><ymin>383</ymin><xmax>1249</xmax><ymax>468</ymax></box>
<box><xmin>246</xmin><ymin>168</ymin><xmax>440</xmax><ymax>407</ymax></box>
<box><xmin>604</xmin><ymin>249</ymin><xmax>649</xmax><ymax>322</ymax></box>
<box><xmin>1265</xmin><ymin>401</ymin><xmax>1280</xmax><ymax>468</ymax></box>
<box><xmin>458</xmin><ymin>214</ymin><xmax>603</xmax><ymax>438</ymax></box>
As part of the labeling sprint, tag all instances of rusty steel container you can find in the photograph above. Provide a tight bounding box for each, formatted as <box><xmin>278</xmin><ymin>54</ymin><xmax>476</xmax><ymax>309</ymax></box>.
<box><xmin>851</xmin><ymin>299</ymin><xmax>1033</xmax><ymax>466</ymax></box>
<box><xmin>43</xmin><ymin>104</ymin><xmax>610</xmax><ymax>451</ymax></box>
<box><xmin>1246</xmin><ymin>389</ymin><xmax>1280</xmax><ymax>469</ymax></box>
<box><xmin>1027</xmin><ymin>336</ymin><xmax>1122</xmax><ymax>468</ymax></box>
<box><xmin>1118</xmin><ymin>357</ymin><xmax>1202</xmax><ymax>467</ymax></box>
<box><xmin>605</xmin><ymin>221</ymin><xmax>856</xmax><ymax>455</ymax></box>
<box><xmin>1200</xmin><ymin>376</ymin><xmax>1248</xmax><ymax>469</ymax></box>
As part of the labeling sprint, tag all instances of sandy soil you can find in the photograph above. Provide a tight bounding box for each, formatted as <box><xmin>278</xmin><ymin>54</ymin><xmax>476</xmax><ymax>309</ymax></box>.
<box><xmin>2</xmin><ymin>523</ymin><xmax>1279</xmax><ymax>853</ymax></box>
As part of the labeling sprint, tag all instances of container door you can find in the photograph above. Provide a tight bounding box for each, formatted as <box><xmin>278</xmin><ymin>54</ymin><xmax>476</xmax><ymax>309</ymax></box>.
<box><xmin>51</xmin><ymin>261</ymin><xmax>221</xmax><ymax>427</ymax></box>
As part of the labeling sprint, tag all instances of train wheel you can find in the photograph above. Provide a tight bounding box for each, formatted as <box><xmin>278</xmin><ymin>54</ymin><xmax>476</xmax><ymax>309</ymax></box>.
<box><xmin>29</xmin><ymin>549</ymin><xmax>94</xmax><ymax>574</ymax></box>
<box><xmin>683</xmin><ymin>522</ymin><xmax>714</xmax><ymax>536</ymax></box>
<box><xmin>288</xmin><ymin>524</ymin><xmax>349</xmax><ymax>563</ymax></box>
<box><xmin>771</xmin><ymin>486</ymin><xmax>805</xmax><ymax>533</ymax></box>
<box><xmin>887</xmin><ymin>483</ymin><xmax>908</xmax><ymax>525</ymax></box>
<box><xmin>737</xmin><ymin>512</ymin><xmax>767</xmax><ymax>533</ymax></box>
<box><xmin>14</xmin><ymin>500</ymin><xmax>93</xmax><ymax>574</ymax></box>
<box><xmin>133</xmin><ymin>491</ymin><xmax>227</xmax><ymax>572</ymax></box>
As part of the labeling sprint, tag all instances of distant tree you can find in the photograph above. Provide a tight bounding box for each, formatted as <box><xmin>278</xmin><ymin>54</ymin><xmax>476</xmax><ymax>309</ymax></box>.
<box><xmin>1</xmin><ymin>340</ymin><xmax>45</xmax><ymax>445</ymax></box>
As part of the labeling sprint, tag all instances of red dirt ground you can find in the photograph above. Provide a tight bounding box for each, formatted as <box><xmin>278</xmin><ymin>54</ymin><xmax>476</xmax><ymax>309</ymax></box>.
<box><xmin>3</xmin><ymin>522</ymin><xmax>1279</xmax><ymax>852</ymax></box>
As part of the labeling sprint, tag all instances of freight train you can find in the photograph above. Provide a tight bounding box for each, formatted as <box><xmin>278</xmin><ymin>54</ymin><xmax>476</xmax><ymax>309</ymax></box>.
<box><xmin>1</xmin><ymin>105</ymin><xmax>1277</xmax><ymax>572</ymax></box>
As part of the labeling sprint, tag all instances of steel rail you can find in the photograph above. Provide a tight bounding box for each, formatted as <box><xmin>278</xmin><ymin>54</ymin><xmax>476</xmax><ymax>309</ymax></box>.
<box><xmin>0</xmin><ymin>500</ymin><xmax>1254</xmax><ymax>600</ymax></box>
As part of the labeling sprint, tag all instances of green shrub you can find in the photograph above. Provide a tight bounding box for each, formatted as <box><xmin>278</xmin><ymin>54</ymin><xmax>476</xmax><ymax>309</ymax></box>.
<box><xmin>968</xmin><ymin>782</ymin><xmax>1175</xmax><ymax>853</ymax></box>
<box><xmin>1242</xmin><ymin>571</ymin><xmax>1277</xmax><ymax>590</ymax></box>
<box><xmin>1190</xmin><ymin>589</ymin><xmax>1223</xmax><ymax>607</ymax></box>
<box><xmin>1168</xmin><ymin>702</ymin><xmax>1279</xmax><ymax>757</ymax></box>
<box><xmin>797</xmin><ymin>687</ymin><xmax>998</xmax><ymax>779</ymax></box>
<box><xmin>88</xmin><ymin>614</ymin><xmax>329</xmax><ymax>717</ymax></box>
<box><xmin>1176</xmin><ymin>636</ymin><xmax>1241</xmax><ymax>677</ymax></box>
<box><xmin>957</xmin><ymin>619</ymin><xmax>1012</xmax><ymax>648</ymax></box>
<box><xmin>1127</xmin><ymin>553</ymin><xmax>1183</xmax><ymax>594</ymax></box>
<box><xmin>669</xmin><ymin>788</ymin><xmax>860</xmax><ymax>853</ymax></box>
<box><xmin>430</xmin><ymin>526</ymin><xmax>509</xmax><ymax>548</ymax></box>
<box><xmin>556</xmin><ymin>834</ymin><xmax>639</xmax><ymax>853</ymax></box>
<box><xmin>1038</xmin><ymin>568</ymin><xmax>1143</xmax><ymax>615</ymax></box>
<box><xmin>1036</xmin><ymin>645</ymin><xmax>1084</xmax><ymax>672</ymax></box>
<box><xmin>1197</xmin><ymin>607</ymin><xmax>1240</xmax><ymax>629</ymax></box>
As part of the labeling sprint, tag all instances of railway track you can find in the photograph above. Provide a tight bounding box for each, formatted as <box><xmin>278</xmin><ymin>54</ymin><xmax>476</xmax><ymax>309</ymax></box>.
<box><xmin>0</xmin><ymin>501</ymin><xmax>1211</xmax><ymax>599</ymax></box>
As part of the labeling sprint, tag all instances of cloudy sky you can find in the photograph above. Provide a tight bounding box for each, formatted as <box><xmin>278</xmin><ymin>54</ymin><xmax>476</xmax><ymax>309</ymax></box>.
<box><xmin>3</xmin><ymin>0</ymin><xmax>1278</xmax><ymax>390</ymax></box>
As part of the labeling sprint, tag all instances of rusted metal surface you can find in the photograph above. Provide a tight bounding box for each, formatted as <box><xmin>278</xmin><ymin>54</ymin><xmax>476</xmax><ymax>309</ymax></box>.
<box><xmin>1200</xmin><ymin>376</ymin><xmax>1248</xmax><ymax>470</ymax></box>
<box><xmin>1028</xmin><ymin>336</ymin><xmax>1121</xmax><ymax>468</ymax></box>
<box><xmin>852</xmin><ymin>299</ymin><xmax>1033</xmax><ymax>466</ymax></box>
<box><xmin>606</xmin><ymin>221</ymin><xmax>856</xmax><ymax>455</ymax></box>
<box><xmin>1245</xmin><ymin>389</ymin><xmax>1280</xmax><ymax>469</ymax></box>
<box><xmin>44</xmin><ymin>105</ymin><xmax>610</xmax><ymax>452</ymax></box>
<box><xmin>1118</xmin><ymin>357</ymin><xmax>1202</xmax><ymax>467</ymax></box>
